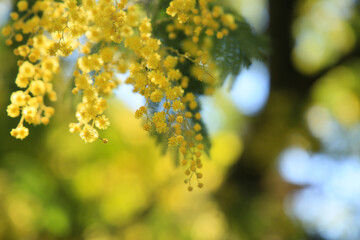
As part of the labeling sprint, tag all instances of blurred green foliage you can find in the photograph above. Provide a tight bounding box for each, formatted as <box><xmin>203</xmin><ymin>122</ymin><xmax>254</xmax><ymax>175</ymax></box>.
<box><xmin>2</xmin><ymin>0</ymin><xmax>360</xmax><ymax>239</ymax></box>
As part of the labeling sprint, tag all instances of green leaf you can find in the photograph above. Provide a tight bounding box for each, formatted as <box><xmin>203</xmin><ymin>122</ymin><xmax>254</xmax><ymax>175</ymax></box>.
<box><xmin>211</xmin><ymin>19</ymin><xmax>268</xmax><ymax>87</ymax></box>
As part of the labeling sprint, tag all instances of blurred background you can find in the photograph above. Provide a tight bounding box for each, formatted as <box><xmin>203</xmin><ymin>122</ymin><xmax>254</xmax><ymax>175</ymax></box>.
<box><xmin>1</xmin><ymin>0</ymin><xmax>360</xmax><ymax>239</ymax></box>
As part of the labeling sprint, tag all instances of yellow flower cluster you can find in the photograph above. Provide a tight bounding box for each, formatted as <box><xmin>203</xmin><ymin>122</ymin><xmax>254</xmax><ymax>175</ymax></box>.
<box><xmin>166</xmin><ymin>0</ymin><xmax>238</xmax><ymax>95</ymax></box>
<box><xmin>167</xmin><ymin>0</ymin><xmax>237</xmax><ymax>41</ymax></box>
<box><xmin>4</xmin><ymin>8</ymin><xmax>59</xmax><ymax>138</ymax></box>
<box><xmin>166</xmin><ymin>0</ymin><xmax>196</xmax><ymax>23</ymax></box>
<box><xmin>4</xmin><ymin>0</ymin><xmax>237</xmax><ymax>190</ymax></box>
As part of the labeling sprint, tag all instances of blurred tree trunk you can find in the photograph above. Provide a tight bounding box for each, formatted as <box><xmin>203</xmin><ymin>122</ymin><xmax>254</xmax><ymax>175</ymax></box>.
<box><xmin>216</xmin><ymin>0</ymin><xmax>321</xmax><ymax>238</ymax></box>
<box><xmin>226</xmin><ymin>0</ymin><xmax>306</xmax><ymax>199</ymax></box>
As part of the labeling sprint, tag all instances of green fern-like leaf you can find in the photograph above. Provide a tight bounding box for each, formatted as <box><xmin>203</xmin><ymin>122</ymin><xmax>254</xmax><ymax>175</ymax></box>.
<box><xmin>212</xmin><ymin>19</ymin><xmax>268</xmax><ymax>86</ymax></box>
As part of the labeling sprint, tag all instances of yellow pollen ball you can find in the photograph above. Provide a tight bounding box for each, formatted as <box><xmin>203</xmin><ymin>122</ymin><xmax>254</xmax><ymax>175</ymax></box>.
<box><xmin>17</xmin><ymin>1</ymin><xmax>28</xmax><ymax>11</ymax></box>
<box><xmin>176</xmin><ymin>116</ymin><xmax>183</xmax><ymax>123</ymax></box>
<box><xmin>216</xmin><ymin>32</ymin><xmax>224</xmax><ymax>39</ymax></box>
<box><xmin>176</xmin><ymin>135</ymin><xmax>184</xmax><ymax>143</ymax></box>
<box><xmin>10</xmin><ymin>12</ymin><xmax>19</xmax><ymax>20</ymax></box>
<box><xmin>15</xmin><ymin>34</ymin><xmax>23</xmax><ymax>42</ymax></box>
<box><xmin>7</xmin><ymin>104</ymin><xmax>20</xmax><ymax>118</ymax></box>
<box><xmin>11</xmin><ymin>126</ymin><xmax>29</xmax><ymax>139</ymax></box>
<box><xmin>185</xmin><ymin>112</ymin><xmax>192</xmax><ymax>118</ymax></box>
<box><xmin>192</xmin><ymin>36</ymin><xmax>199</xmax><ymax>43</ymax></box>
<box><xmin>41</xmin><ymin>117</ymin><xmax>49</xmax><ymax>125</ymax></box>
<box><xmin>195</xmin><ymin>134</ymin><xmax>203</xmax><ymax>141</ymax></box>
<box><xmin>2</xmin><ymin>26</ymin><xmax>11</xmax><ymax>36</ymax></box>
<box><xmin>195</xmin><ymin>113</ymin><xmax>201</xmax><ymax>120</ymax></box>
<box><xmin>194</xmin><ymin>123</ymin><xmax>201</xmax><ymax>131</ymax></box>
<box><xmin>189</xmin><ymin>100</ymin><xmax>198</xmax><ymax>110</ymax></box>
<box><xmin>29</xmin><ymin>80</ymin><xmax>46</xmax><ymax>96</ymax></box>
<box><xmin>19</xmin><ymin>61</ymin><xmax>35</xmax><ymax>78</ymax></box>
